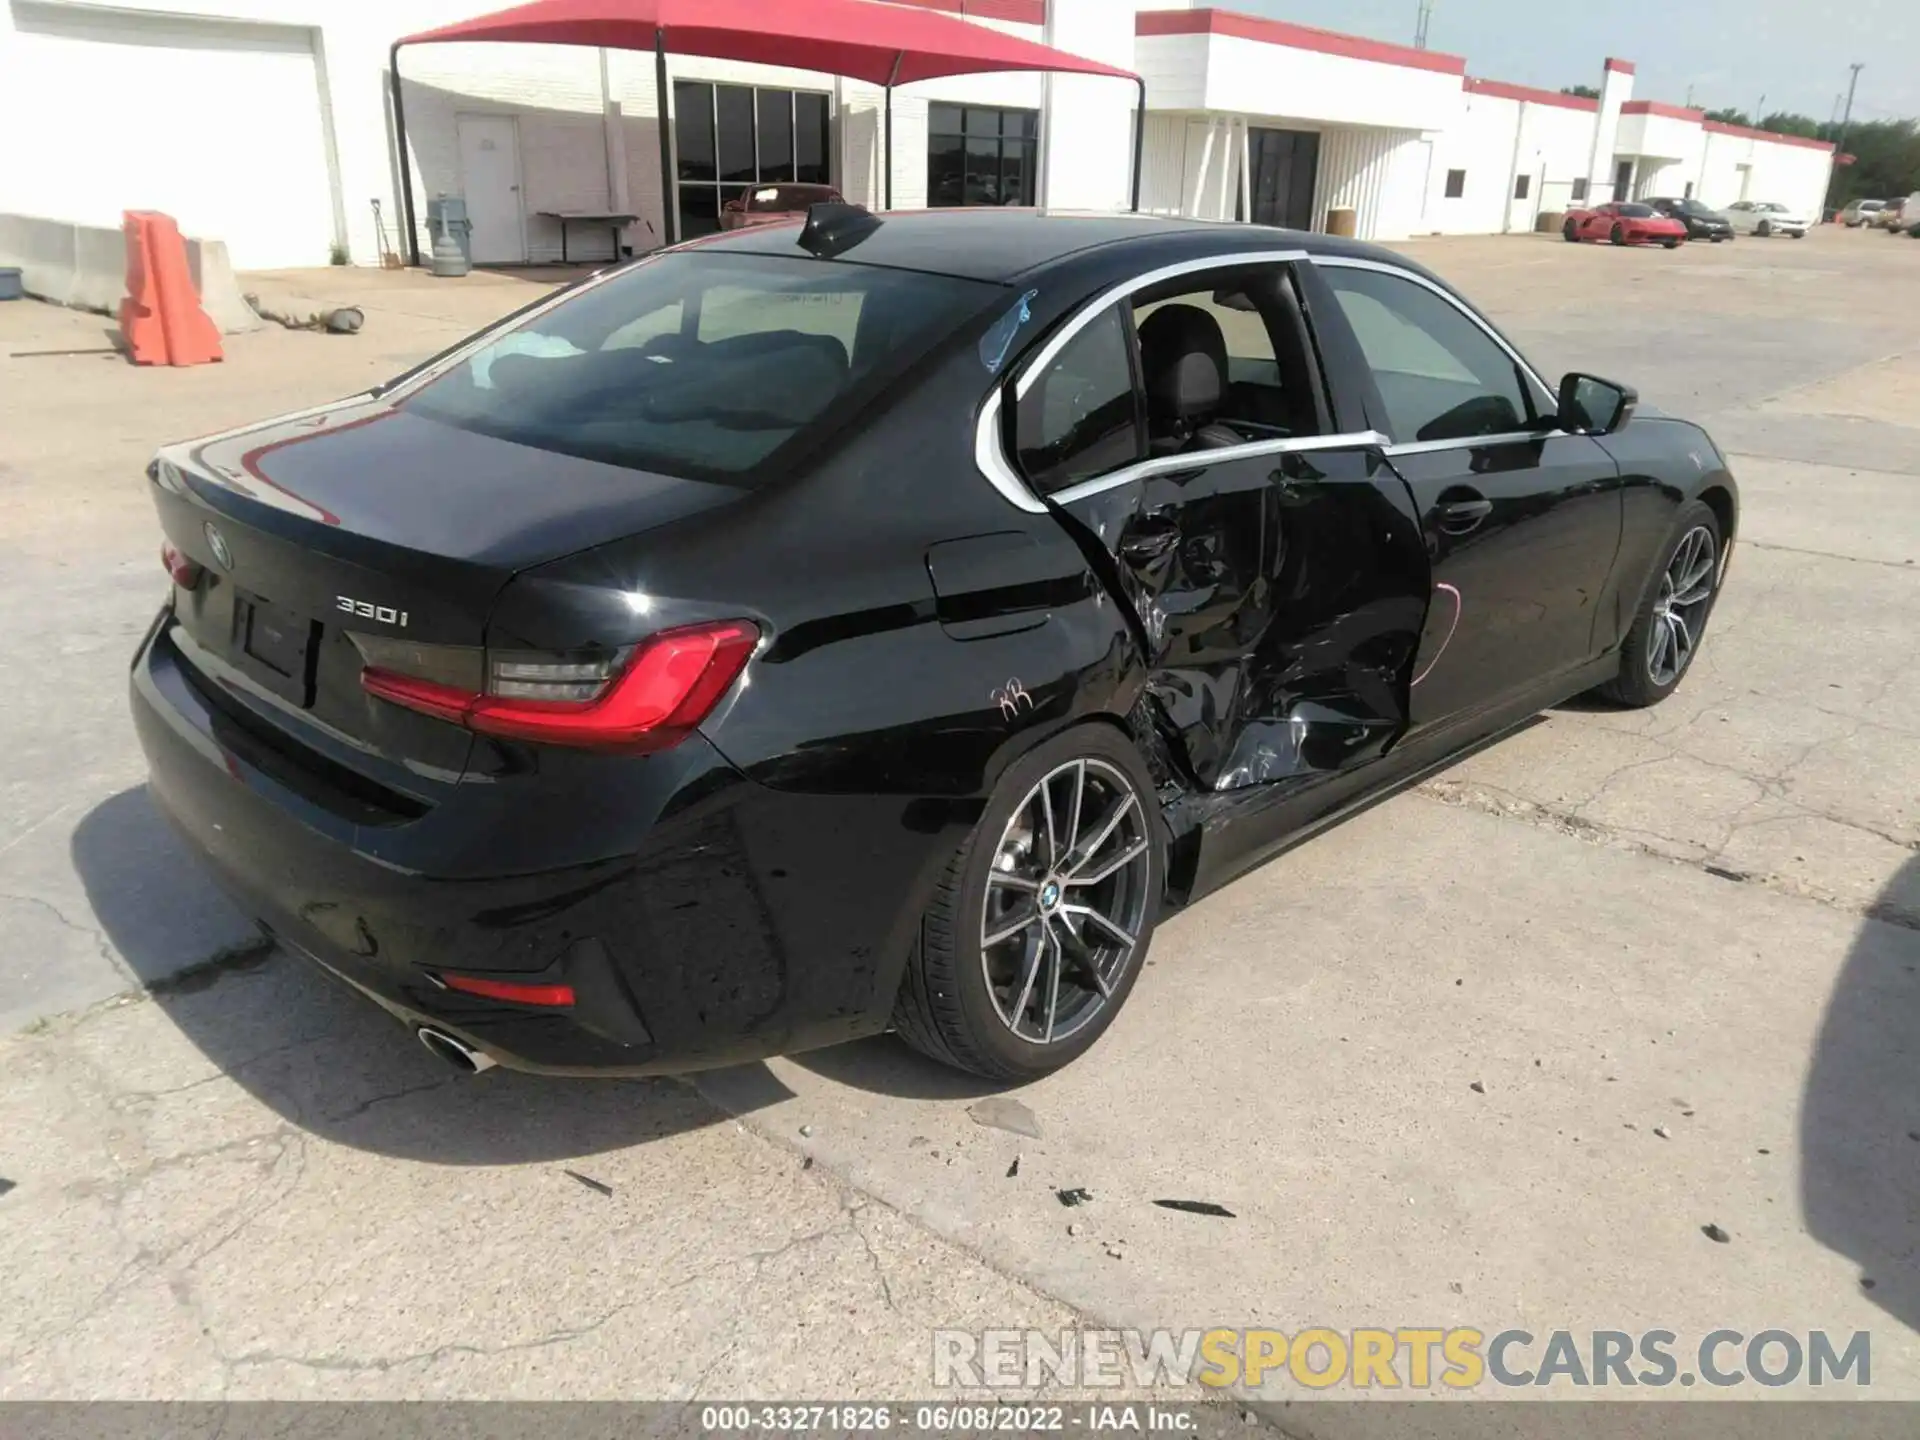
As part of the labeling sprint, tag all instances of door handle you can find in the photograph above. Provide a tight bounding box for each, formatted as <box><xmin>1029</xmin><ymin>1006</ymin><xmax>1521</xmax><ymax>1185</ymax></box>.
<box><xmin>1437</xmin><ymin>494</ymin><xmax>1493</xmax><ymax>535</ymax></box>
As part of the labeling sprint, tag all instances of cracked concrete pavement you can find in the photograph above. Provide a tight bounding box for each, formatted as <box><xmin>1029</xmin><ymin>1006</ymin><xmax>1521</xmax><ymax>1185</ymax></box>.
<box><xmin>2</xmin><ymin>231</ymin><xmax>1918</xmax><ymax>1404</ymax></box>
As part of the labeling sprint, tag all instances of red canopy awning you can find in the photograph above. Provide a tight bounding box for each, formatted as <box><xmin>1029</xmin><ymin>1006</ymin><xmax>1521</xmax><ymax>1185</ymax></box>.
<box><xmin>390</xmin><ymin>0</ymin><xmax>1143</xmax><ymax>262</ymax></box>
<box><xmin>397</xmin><ymin>0</ymin><xmax>1138</xmax><ymax>88</ymax></box>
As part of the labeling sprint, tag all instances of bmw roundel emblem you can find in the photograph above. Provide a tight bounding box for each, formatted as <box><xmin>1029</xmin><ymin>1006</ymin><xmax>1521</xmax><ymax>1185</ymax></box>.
<box><xmin>204</xmin><ymin>522</ymin><xmax>233</xmax><ymax>571</ymax></box>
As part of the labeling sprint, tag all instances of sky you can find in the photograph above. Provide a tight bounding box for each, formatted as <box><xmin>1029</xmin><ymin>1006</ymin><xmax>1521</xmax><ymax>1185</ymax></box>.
<box><xmin>1237</xmin><ymin>0</ymin><xmax>1919</xmax><ymax>124</ymax></box>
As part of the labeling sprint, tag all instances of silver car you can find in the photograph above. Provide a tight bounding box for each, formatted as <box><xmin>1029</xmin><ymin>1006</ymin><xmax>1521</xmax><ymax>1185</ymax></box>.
<box><xmin>1725</xmin><ymin>201</ymin><xmax>1811</xmax><ymax>238</ymax></box>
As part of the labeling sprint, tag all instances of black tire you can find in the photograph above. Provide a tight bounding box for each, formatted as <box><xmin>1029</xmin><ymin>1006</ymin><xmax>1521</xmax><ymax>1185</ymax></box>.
<box><xmin>1758</xmin><ymin>220</ymin><xmax>1772</xmax><ymax>238</ymax></box>
<box><xmin>1610</xmin><ymin>223</ymin><xmax>1628</xmax><ymax>246</ymax></box>
<box><xmin>1563</xmin><ymin>220</ymin><xmax>1579</xmax><ymax>243</ymax></box>
<box><xmin>1597</xmin><ymin>500</ymin><xmax>1724</xmax><ymax>708</ymax></box>
<box><xmin>1663</xmin><ymin>238</ymin><xmax>1681</xmax><ymax>249</ymax></box>
<box><xmin>892</xmin><ymin>724</ymin><xmax>1162</xmax><ymax>1081</ymax></box>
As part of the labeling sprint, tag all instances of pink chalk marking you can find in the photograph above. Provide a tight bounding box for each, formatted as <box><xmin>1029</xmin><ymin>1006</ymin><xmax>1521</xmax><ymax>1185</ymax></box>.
<box><xmin>1411</xmin><ymin>583</ymin><xmax>1462</xmax><ymax>687</ymax></box>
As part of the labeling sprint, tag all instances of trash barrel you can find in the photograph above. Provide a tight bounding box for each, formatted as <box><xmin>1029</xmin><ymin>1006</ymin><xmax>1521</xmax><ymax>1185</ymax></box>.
<box><xmin>426</xmin><ymin>194</ymin><xmax>473</xmax><ymax>278</ymax></box>
<box><xmin>426</xmin><ymin>195</ymin><xmax>472</xmax><ymax>262</ymax></box>
<box><xmin>0</xmin><ymin>266</ymin><xmax>22</xmax><ymax>301</ymax></box>
<box><xmin>1324</xmin><ymin>207</ymin><xmax>1357</xmax><ymax>238</ymax></box>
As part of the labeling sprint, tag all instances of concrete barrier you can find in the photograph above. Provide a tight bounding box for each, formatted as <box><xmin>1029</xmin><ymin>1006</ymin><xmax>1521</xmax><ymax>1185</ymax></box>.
<box><xmin>0</xmin><ymin>212</ymin><xmax>260</xmax><ymax>334</ymax></box>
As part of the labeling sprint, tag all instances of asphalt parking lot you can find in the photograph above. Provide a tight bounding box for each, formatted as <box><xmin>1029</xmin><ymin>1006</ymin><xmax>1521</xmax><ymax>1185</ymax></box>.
<box><xmin>2</xmin><ymin>227</ymin><xmax>1918</xmax><ymax>1408</ymax></box>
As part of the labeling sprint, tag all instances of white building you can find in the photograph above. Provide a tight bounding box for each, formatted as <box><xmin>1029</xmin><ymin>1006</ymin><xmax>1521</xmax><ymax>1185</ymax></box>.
<box><xmin>0</xmin><ymin>0</ymin><xmax>1838</xmax><ymax>271</ymax></box>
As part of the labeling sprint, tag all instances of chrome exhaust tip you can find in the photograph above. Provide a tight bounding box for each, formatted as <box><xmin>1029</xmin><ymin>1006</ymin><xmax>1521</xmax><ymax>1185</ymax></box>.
<box><xmin>417</xmin><ymin>1025</ymin><xmax>497</xmax><ymax>1074</ymax></box>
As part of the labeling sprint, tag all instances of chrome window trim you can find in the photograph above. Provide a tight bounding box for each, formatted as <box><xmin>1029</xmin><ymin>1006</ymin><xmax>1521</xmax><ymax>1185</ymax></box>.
<box><xmin>973</xmin><ymin>247</ymin><xmax>1313</xmax><ymax>513</ymax></box>
<box><xmin>1382</xmin><ymin>428</ymin><xmax>1557</xmax><ymax>457</ymax></box>
<box><xmin>1046</xmin><ymin>430</ymin><xmax>1392</xmax><ymax>507</ymax></box>
<box><xmin>1308</xmin><ymin>255</ymin><xmax>1557</xmax><ymax>406</ymax></box>
<box><xmin>973</xmin><ymin>387</ymin><xmax>1049</xmax><ymax>514</ymax></box>
<box><xmin>1011</xmin><ymin>248</ymin><xmax>1311</xmax><ymax>401</ymax></box>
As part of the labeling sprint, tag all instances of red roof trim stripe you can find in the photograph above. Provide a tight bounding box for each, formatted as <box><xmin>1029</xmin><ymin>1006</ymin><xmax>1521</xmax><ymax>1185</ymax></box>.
<box><xmin>1622</xmin><ymin>99</ymin><xmax>1705</xmax><ymax>121</ymax></box>
<box><xmin>1465</xmin><ymin>77</ymin><xmax>1597</xmax><ymax>112</ymax></box>
<box><xmin>1136</xmin><ymin>7</ymin><xmax>1468</xmax><ymax>77</ymax></box>
<box><xmin>1605</xmin><ymin>56</ymin><xmax>1636</xmax><ymax>75</ymax></box>
<box><xmin>886</xmin><ymin>0</ymin><xmax>1046</xmax><ymax>24</ymax></box>
<box><xmin>1702</xmin><ymin>120</ymin><xmax>1836</xmax><ymax>153</ymax></box>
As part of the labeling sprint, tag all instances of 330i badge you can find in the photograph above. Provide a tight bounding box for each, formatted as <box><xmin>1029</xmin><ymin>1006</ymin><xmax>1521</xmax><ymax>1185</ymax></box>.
<box><xmin>132</xmin><ymin>205</ymin><xmax>1737</xmax><ymax>1080</ymax></box>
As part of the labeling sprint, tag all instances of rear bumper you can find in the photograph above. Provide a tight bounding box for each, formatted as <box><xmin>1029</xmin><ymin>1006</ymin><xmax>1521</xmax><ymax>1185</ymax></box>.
<box><xmin>133</xmin><ymin>614</ymin><xmax>955</xmax><ymax>1074</ymax></box>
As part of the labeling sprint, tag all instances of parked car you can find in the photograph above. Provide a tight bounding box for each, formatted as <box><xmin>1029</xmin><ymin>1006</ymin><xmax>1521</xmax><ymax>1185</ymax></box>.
<box><xmin>1648</xmin><ymin>197</ymin><xmax>1734</xmax><ymax>242</ymax></box>
<box><xmin>1840</xmin><ymin>198</ymin><xmax>1886</xmax><ymax>227</ymax></box>
<box><xmin>1874</xmin><ymin>198</ymin><xmax>1909</xmax><ymax>232</ymax></box>
<box><xmin>1725</xmin><ymin>201</ymin><xmax>1810</xmax><ymax>238</ymax></box>
<box><xmin>1561</xmin><ymin>201</ymin><xmax>1690</xmax><ymax>248</ymax></box>
<box><xmin>132</xmin><ymin>207</ymin><xmax>1738</xmax><ymax>1080</ymax></box>
<box><xmin>720</xmin><ymin>182</ymin><xmax>844</xmax><ymax>231</ymax></box>
<box><xmin>1891</xmin><ymin>195</ymin><xmax>1920</xmax><ymax>237</ymax></box>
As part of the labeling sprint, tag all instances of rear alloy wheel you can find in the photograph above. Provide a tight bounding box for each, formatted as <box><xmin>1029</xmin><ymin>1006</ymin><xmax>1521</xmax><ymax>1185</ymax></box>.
<box><xmin>1611</xmin><ymin>223</ymin><xmax>1628</xmax><ymax>246</ymax></box>
<box><xmin>892</xmin><ymin>727</ymin><xmax>1160</xmax><ymax>1080</ymax></box>
<box><xmin>1563</xmin><ymin>220</ymin><xmax>1580</xmax><ymax>243</ymax></box>
<box><xmin>1598</xmin><ymin>501</ymin><xmax>1723</xmax><ymax>708</ymax></box>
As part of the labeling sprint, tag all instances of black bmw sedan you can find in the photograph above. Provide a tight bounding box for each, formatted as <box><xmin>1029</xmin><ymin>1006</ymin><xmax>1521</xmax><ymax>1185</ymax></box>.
<box><xmin>1648</xmin><ymin>197</ymin><xmax>1735</xmax><ymax>242</ymax></box>
<box><xmin>133</xmin><ymin>206</ymin><xmax>1737</xmax><ymax>1081</ymax></box>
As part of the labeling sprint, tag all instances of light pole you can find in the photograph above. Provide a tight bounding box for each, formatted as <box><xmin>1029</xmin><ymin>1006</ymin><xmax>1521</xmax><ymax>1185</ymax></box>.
<box><xmin>1829</xmin><ymin>63</ymin><xmax>1864</xmax><ymax>212</ymax></box>
<box><xmin>1413</xmin><ymin>0</ymin><xmax>1435</xmax><ymax>49</ymax></box>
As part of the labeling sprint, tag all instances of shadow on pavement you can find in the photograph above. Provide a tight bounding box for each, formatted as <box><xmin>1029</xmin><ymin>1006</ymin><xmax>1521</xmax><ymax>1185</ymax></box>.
<box><xmin>72</xmin><ymin>787</ymin><xmax>787</xmax><ymax>1165</ymax></box>
<box><xmin>782</xmin><ymin>1033</ymin><xmax>1014</xmax><ymax>1101</ymax></box>
<box><xmin>1802</xmin><ymin>852</ymin><xmax>1920</xmax><ymax>1332</ymax></box>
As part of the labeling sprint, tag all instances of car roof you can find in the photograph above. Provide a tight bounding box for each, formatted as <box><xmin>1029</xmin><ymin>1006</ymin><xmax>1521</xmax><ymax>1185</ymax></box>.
<box><xmin>686</xmin><ymin>207</ymin><xmax>1425</xmax><ymax>285</ymax></box>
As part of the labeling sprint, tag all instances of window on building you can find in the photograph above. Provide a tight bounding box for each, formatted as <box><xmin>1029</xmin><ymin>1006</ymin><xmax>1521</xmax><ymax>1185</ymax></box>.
<box><xmin>928</xmin><ymin>104</ymin><xmax>1039</xmax><ymax>208</ymax></box>
<box><xmin>1513</xmin><ymin>174</ymin><xmax>1531</xmax><ymax>201</ymax></box>
<box><xmin>1571</xmin><ymin>177</ymin><xmax>1590</xmax><ymax>202</ymax></box>
<box><xmin>1445</xmin><ymin>169</ymin><xmax>1467</xmax><ymax>199</ymax></box>
<box><xmin>1012</xmin><ymin>304</ymin><xmax>1142</xmax><ymax>493</ymax></box>
<box><xmin>675</xmin><ymin>81</ymin><xmax>831</xmax><ymax>238</ymax></box>
<box><xmin>1322</xmin><ymin>266</ymin><xmax>1540</xmax><ymax>444</ymax></box>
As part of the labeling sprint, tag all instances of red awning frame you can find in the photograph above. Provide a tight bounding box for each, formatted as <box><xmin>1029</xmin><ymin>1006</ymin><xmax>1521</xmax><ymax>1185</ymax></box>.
<box><xmin>389</xmin><ymin>0</ymin><xmax>1146</xmax><ymax>266</ymax></box>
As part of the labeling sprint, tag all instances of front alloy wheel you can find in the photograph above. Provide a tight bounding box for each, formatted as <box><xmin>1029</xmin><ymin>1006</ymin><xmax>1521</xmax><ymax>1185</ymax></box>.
<box><xmin>1646</xmin><ymin>525</ymin><xmax>1717</xmax><ymax>688</ymax></box>
<box><xmin>1598</xmin><ymin>500</ymin><xmax>1724</xmax><ymax>708</ymax></box>
<box><xmin>892</xmin><ymin>726</ymin><xmax>1162</xmax><ymax>1080</ymax></box>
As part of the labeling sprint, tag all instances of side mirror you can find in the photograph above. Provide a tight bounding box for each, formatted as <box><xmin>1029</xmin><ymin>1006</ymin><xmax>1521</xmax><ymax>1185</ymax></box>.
<box><xmin>1558</xmin><ymin>373</ymin><xmax>1638</xmax><ymax>435</ymax></box>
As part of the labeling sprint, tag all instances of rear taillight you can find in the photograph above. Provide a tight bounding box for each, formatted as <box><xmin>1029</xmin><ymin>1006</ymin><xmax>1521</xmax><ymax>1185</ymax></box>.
<box><xmin>161</xmin><ymin>542</ymin><xmax>204</xmax><ymax>589</ymax></box>
<box><xmin>360</xmin><ymin>619</ymin><xmax>758</xmax><ymax>754</ymax></box>
<box><xmin>438</xmin><ymin>973</ymin><xmax>576</xmax><ymax>1007</ymax></box>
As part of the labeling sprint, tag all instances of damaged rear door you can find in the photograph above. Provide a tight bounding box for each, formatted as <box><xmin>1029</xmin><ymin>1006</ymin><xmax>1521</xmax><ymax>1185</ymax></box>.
<box><xmin>1007</xmin><ymin>256</ymin><xmax>1431</xmax><ymax>794</ymax></box>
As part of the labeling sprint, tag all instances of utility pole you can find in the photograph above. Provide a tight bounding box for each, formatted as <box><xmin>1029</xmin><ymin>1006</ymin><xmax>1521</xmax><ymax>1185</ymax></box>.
<box><xmin>1413</xmin><ymin>0</ymin><xmax>1434</xmax><ymax>50</ymax></box>
<box><xmin>1684</xmin><ymin>83</ymin><xmax>1694</xmax><ymax>108</ymax></box>
<box><xmin>1835</xmin><ymin>63</ymin><xmax>1864</xmax><ymax>152</ymax></box>
<box><xmin>1752</xmin><ymin>94</ymin><xmax>1765</xmax><ymax>128</ymax></box>
<box><xmin>1829</xmin><ymin>63</ymin><xmax>1863</xmax><ymax>212</ymax></box>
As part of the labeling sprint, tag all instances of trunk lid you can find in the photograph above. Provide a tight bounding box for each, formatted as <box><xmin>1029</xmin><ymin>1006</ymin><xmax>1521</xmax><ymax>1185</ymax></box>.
<box><xmin>152</xmin><ymin>394</ymin><xmax>746</xmax><ymax>796</ymax></box>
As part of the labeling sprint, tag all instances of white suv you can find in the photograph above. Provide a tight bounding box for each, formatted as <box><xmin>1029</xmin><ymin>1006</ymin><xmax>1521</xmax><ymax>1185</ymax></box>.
<box><xmin>1841</xmin><ymin>198</ymin><xmax>1886</xmax><ymax>227</ymax></box>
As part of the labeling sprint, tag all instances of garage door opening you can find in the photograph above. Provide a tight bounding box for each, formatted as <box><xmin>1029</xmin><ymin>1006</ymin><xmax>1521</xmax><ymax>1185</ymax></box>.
<box><xmin>6</xmin><ymin>2</ymin><xmax>344</xmax><ymax>270</ymax></box>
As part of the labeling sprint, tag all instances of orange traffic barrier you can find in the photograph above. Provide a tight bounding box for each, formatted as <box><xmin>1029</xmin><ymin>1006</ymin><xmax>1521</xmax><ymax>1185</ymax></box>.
<box><xmin>119</xmin><ymin>211</ymin><xmax>222</xmax><ymax>366</ymax></box>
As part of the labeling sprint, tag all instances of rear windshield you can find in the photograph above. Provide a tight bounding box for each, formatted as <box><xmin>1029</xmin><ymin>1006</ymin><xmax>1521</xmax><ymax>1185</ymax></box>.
<box><xmin>403</xmin><ymin>251</ymin><xmax>996</xmax><ymax>482</ymax></box>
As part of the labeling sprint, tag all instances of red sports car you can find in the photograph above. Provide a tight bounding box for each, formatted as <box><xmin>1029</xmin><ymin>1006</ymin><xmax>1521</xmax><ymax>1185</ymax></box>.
<box><xmin>1562</xmin><ymin>202</ymin><xmax>1689</xmax><ymax>249</ymax></box>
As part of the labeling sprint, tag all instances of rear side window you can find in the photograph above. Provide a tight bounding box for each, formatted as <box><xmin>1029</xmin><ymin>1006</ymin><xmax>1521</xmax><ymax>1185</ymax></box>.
<box><xmin>1012</xmin><ymin>304</ymin><xmax>1144</xmax><ymax>494</ymax></box>
<box><xmin>404</xmin><ymin>252</ymin><xmax>994</xmax><ymax>483</ymax></box>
